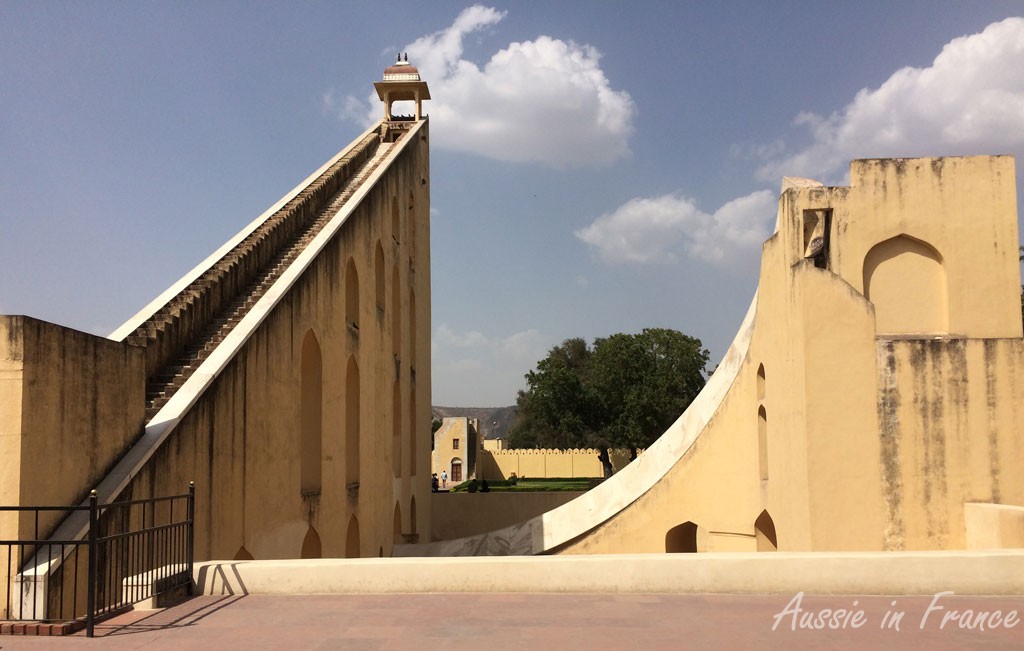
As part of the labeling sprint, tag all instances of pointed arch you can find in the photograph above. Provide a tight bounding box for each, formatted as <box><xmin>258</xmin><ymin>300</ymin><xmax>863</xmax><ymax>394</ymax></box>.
<box><xmin>393</xmin><ymin>502</ymin><xmax>403</xmax><ymax>545</ymax></box>
<box><xmin>758</xmin><ymin>405</ymin><xmax>768</xmax><ymax>482</ymax></box>
<box><xmin>345</xmin><ymin>257</ymin><xmax>360</xmax><ymax>330</ymax></box>
<box><xmin>407</xmin><ymin>190</ymin><xmax>416</xmax><ymax>252</ymax></box>
<box><xmin>346</xmin><ymin>356</ymin><xmax>361</xmax><ymax>485</ymax></box>
<box><xmin>391</xmin><ymin>196</ymin><xmax>401</xmax><ymax>245</ymax></box>
<box><xmin>665</xmin><ymin>521</ymin><xmax>699</xmax><ymax>553</ymax></box>
<box><xmin>408</xmin><ymin>384</ymin><xmax>417</xmax><ymax>476</ymax></box>
<box><xmin>392</xmin><ymin>380</ymin><xmax>402</xmax><ymax>478</ymax></box>
<box><xmin>863</xmin><ymin>234</ymin><xmax>947</xmax><ymax>334</ymax></box>
<box><xmin>391</xmin><ymin>263</ymin><xmax>401</xmax><ymax>354</ymax></box>
<box><xmin>374</xmin><ymin>241</ymin><xmax>385</xmax><ymax>315</ymax></box>
<box><xmin>410</xmin><ymin>495</ymin><xmax>417</xmax><ymax>535</ymax></box>
<box><xmin>755</xmin><ymin>510</ymin><xmax>778</xmax><ymax>551</ymax></box>
<box><xmin>233</xmin><ymin>546</ymin><xmax>254</xmax><ymax>561</ymax></box>
<box><xmin>300</xmin><ymin>330</ymin><xmax>322</xmax><ymax>493</ymax></box>
<box><xmin>301</xmin><ymin>526</ymin><xmax>322</xmax><ymax>559</ymax></box>
<box><xmin>409</xmin><ymin>288</ymin><xmax>416</xmax><ymax>362</ymax></box>
<box><xmin>346</xmin><ymin>515</ymin><xmax>360</xmax><ymax>558</ymax></box>
<box><xmin>756</xmin><ymin>363</ymin><xmax>765</xmax><ymax>401</ymax></box>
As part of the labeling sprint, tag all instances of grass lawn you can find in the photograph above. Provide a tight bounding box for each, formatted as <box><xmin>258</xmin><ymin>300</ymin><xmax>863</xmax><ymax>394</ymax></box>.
<box><xmin>449</xmin><ymin>477</ymin><xmax>599</xmax><ymax>492</ymax></box>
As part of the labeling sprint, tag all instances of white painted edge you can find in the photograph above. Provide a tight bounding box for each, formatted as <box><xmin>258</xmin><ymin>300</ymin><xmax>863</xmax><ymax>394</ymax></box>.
<box><xmin>36</xmin><ymin>119</ymin><xmax>426</xmax><ymax>560</ymax></box>
<box><xmin>193</xmin><ymin>550</ymin><xmax>1024</xmax><ymax>596</ymax></box>
<box><xmin>108</xmin><ymin>122</ymin><xmax>384</xmax><ymax>342</ymax></box>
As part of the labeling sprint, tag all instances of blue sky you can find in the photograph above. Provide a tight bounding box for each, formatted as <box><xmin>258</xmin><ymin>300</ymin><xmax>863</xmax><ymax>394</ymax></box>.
<box><xmin>3</xmin><ymin>2</ymin><xmax>1023</xmax><ymax>407</ymax></box>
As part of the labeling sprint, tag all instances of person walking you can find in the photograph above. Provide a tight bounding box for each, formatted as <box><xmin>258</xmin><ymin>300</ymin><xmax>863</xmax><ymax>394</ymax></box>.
<box><xmin>441</xmin><ymin>470</ymin><xmax>448</xmax><ymax>488</ymax></box>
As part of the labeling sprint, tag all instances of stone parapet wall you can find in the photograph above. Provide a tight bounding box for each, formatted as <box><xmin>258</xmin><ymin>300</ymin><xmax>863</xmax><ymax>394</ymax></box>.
<box><xmin>478</xmin><ymin>448</ymin><xmax>637</xmax><ymax>481</ymax></box>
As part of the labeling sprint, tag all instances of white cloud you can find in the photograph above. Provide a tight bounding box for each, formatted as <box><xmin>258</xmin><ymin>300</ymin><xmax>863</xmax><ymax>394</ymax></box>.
<box><xmin>339</xmin><ymin>5</ymin><xmax>635</xmax><ymax>167</ymax></box>
<box><xmin>432</xmin><ymin>323</ymin><xmax>551</xmax><ymax>405</ymax></box>
<box><xmin>758</xmin><ymin>17</ymin><xmax>1024</xmax><ymax>181</ymax></box>
<box><xmin>575</xmin><ymin>190</ymin><xmax>776</xmax><ymax>268</ymax></box>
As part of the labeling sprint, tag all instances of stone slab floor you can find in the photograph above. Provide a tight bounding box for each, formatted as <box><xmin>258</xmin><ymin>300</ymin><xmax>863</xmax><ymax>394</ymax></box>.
<box><xmin>0</xmin><ymin>593</ymin><xmax>1021</xmax><ymax>649</ymax></box>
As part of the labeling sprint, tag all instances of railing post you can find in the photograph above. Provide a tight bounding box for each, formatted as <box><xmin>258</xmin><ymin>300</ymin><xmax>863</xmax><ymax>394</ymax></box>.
<box><xmin>86</xmin><ymin>490</ymin><xmax>98</xmax><ymax>638</ymax></box>
<box><xmin>187</xmin><ymin>482</ymin><xmax>195</xmax><ymax>596</ymax></box>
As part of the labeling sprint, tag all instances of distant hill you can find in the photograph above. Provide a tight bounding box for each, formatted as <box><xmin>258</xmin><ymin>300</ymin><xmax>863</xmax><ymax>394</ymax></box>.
<box><xmin>432</xmin><ymin>405</ymin><xmax>517</xmax><ymax>440</ymax></box>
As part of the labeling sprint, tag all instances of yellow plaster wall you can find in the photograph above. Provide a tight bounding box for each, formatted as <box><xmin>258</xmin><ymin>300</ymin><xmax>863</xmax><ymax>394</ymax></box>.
<box><xmin>551</xmin><ymin>156</ymin><xmax>1023</xmax><ymax>556</ymax></box>
<box><xmin>0</xmin><ymin>122</ymin><xmax>433</xmax><ymax>576</ymax></box>
<box><xmin>118</xmin><ymin>126</ymin><xmax>433</xmax><ymax>561</ymax></box>
<box><xmin>0</xmin><ymin>316</ymin><xmax>145</xmax><ymax>537</ymax></box>
<box><xmin>478</xmin><ymin>448</ymin><xmax>635</xmax><ymax>481</ymax></box>
<box><xmin>430</xmin><ymin>491</ymin><xmax>585</xmax><ymax>541</ymax></box>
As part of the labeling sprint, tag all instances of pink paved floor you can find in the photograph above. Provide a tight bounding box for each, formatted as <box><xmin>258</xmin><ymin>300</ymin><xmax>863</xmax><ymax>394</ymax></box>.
<box><xmin>0</xmin><ymin>593</ymin><xmax>1022</xmax><ymax>650</ymax></box>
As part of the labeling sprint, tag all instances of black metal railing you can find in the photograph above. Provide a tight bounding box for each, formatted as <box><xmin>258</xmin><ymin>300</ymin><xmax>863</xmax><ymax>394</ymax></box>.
<box><xmin>1</xmin><ymin>483</ymin><xmax>194</xmax><ymax>637</ymax></box>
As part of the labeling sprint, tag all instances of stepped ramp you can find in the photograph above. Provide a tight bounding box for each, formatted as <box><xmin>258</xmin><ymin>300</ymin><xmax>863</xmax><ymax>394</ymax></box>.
<box><xmin>40</xmin><ymin>119</ymin><xmax>414</xmax><ymax>554</ymax></box>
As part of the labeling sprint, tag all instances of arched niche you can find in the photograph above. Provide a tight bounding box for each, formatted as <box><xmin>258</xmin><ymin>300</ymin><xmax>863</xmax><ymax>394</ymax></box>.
<box><xmin>409</xmin><ymin>289</ymin><xmax>416</xmax><ymax>361</ymax></box>
<box><xmin>408</xmin><ymin>386</ymin><xmax>417</xmax><ymax>476</ymax></box>
<box><xmin>756</xmin><ymin>364</ymin><xmax>765</xmax><ymax>402</ymax></box>
<box><xmin>391</xmin><ymin>263</ymin><xmax>401</xmax><ymax>354</ymax></box>
<box><xmin>345</xmin><ymin>257</ymin><xmax>360</xmax><ymax>330</ymax></box>
<box><xmin>391</xmin><ymin>196</ymin><xmax>401</xmax><ymax>245</ymax></box>
<box><xmin>346</xmin><ymin>356</ymin><xmax>361</xmax><ymax>485</ymax></box>
<box><xmin>346</xmin><ymin>515</ymin><xmax>360</xmax><ymax>558</ymax></box>
<box><xmin>665</xmin><ymin>521</ymin><xmax>700</xmax><ymax>553</ymax></box>
<box><xmin>863</xmin><ymin>235</ymin><xmax>947</xmax><ymax>335</ymax></box>
<box><xmin>393</xmin><ymin>502</ymin><xmax>403</xmax><ymax>545</ymax></box>
<box><xmin>374</xmin><ymin>241</ymin><xmax>385</xmax><ymax>315</ymax></box>
<box><xmin>301</xmin><ymin>526</ymin><xmax>322</xmax><ymax>559</ymax></box>
<box><xmin>392</xmin><ymin>381</ymin><xmax>402</xmax><ymax>478</ymax></box>
<box><xmin>758</xmin><ymin>405</ymin><xmax>768</xmax><ymax>482</ymax></box>
<box><xmin>755</xmin><ymin>510</ymin><xmax>778</xmax><ymax>552</ymax></box>
<box><xmin>300</xmin><ymin>330</ymin><xmax>322</xmax><ymax>493</ymax></box>
<box><xmin>410</xmin><ymin>495</ymin><xmax>417</xmax><ymax>535</ymax></box>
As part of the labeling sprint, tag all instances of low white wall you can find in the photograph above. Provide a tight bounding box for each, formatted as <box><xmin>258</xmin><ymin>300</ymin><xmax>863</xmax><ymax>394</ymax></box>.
<box><xmin>194</xmin><ymin>551</ymin><xmax>1024</xmax><ymax>596</ymax></box>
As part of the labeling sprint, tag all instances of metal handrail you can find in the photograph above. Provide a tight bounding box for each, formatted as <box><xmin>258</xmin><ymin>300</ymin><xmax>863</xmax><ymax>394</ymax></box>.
<box><xmin>1</xmin><ymin>483</ymin><xmax>194</xmax><ymax>637</ymax></box>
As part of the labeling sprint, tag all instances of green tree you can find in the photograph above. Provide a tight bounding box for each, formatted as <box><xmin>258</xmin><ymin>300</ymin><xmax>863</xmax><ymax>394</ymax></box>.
<box><xmin>590</xmin><ymin>329</ymin><xmax>709</xmax><ymax>459</ymax></box>
<box><xmin>509</xmin><ymin>329</ymin><xmax>710</xmax><ymax>476</ymax></box>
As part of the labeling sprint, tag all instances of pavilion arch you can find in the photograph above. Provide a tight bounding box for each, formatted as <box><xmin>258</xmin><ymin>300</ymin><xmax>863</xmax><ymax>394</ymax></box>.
<box><xmin>345</xmin><ymin>257</ymin><xmax>360</xmax><ymax>330</ymax></box>
<box><xmin>755</xmin><ymin>510</ymin><xmax>778</xmax><ymax>551</ymax></box>
<box><xmin>665</xmin><ymin>521</ymin><xmax>702</xmax><ymax>553</ymax></box>
<box><xmin>862</xmin><ymin>234</ymin><xmax>947</xmax><ymax>335</ymax></box>
<box><xmin>300</xmin><ymin>329</ymin><xmax>322</xmax><ymax>494</ymax></box>
<box><xmin>346</xmin><ymin>515</ymin><xmax>360</xmax><ymax>558</ymax></box>
<box><xmin>346</xmin><ymin>356</ymin><xmax>361</xmax><ymax>485</ymax></box>
<box><xmin>374</xmin><ymin>240</ymin><xmax>385</xmax><ymax>315</ymax></box>
<box><xmin>301</xmin><ymin>526</ymin><xmax>322</xmax><ymax>559</ymax></box>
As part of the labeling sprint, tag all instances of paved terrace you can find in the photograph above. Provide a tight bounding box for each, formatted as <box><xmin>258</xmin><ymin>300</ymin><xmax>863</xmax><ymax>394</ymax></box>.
<box><xmin>1</xmin><ymin>593</ymin><xmax>1022</xmax><ymax>650</ymax></box>
<box><xmin>1</xmin><ymin>552</ymin><xmax>1021</xmax><ymax>649</ymax></box>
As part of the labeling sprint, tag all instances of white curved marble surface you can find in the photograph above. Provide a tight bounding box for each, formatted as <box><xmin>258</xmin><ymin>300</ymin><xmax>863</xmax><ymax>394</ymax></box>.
<box><xmin>397</xmin><ymin>289</ymin><xmax>759</xmax><ymax>556</ymax></box>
